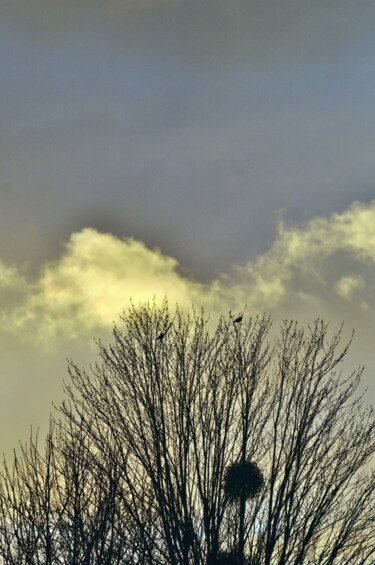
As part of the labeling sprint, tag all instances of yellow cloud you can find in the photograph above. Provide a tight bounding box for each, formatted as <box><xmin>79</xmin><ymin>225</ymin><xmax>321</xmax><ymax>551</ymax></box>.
<box><xmin>3</xmin><ymin>199</ymin><xmax>375</xmax><ymax>459</ymax></box>
<box><xmin>334</xmin><ymin>275</ymin><xmax>364</xmax><ymax>300</ymax></box>
<box><xmin>1</xmin><ymin>199</ymin><xmax>375</xmax><ymax>346</ymax></box>
<box><xmin>0</xmin><ymin>260</ymin><xmax>25</xmax><ymax>289</ymax></box>
<box><xmin>237</xmin><ymin>199</ymin><xmax>375</xmax><ymax>303</ymax></box>
<box><xmin>10</xmin><ymin>229</ymin><xmax>208</xmax><ymax>341</ymax></box>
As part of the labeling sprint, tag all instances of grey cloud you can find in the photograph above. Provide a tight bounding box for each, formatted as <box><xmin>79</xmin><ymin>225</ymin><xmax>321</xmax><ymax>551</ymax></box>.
<box><xmin>1</xmin><ymin>0</ymin><xmax>375</xmax><ymax>283</ymax></box>
<box><xmin>3</xmin><ymin>1</ymin><xmax>375</xmax><ymax>69</ymax></box>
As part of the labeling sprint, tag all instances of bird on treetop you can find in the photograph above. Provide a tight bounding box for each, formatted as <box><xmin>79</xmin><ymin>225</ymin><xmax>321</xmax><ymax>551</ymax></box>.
<box><xmin>233</xmin><ymin>316</ymin><xmax>243</xmax><ymax>324</ymax></box>
<box><xmin>156</xmin><ymin>332</ymin><xmax>165</xmax><ymax>341</ymax></box>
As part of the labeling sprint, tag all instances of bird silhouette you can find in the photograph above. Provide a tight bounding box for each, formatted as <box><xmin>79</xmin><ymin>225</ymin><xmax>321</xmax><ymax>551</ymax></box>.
<box><xmin>156</xmin><ymin>321</ymin><xmax>174</xmax><ymax>342</ymax></box>
<box><xmin>233</xmin><ymin>316</ymin><xmax>243</xmax><ymax>324</ymax></box>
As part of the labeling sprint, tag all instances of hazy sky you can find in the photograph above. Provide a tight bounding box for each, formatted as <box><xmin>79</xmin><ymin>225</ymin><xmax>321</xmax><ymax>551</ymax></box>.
<box><xmin>1</xmin><ymin>0</ymin><xmax>375</xmax><ymax>455</ymax></box>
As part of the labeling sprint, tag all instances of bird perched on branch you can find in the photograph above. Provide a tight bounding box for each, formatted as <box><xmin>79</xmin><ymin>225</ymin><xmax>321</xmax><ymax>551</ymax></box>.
<box><xmin>233</xmin><ymin>316</ymin><xmax>243</xmax><ymax>324</ymax></box>
<box><xmin>156</xmin><ymin>321</ymin><xmax>174</xmax><ymax>342</ymax></box>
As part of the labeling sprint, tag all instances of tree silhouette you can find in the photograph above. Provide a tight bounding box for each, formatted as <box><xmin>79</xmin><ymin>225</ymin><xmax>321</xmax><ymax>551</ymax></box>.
<box><xmin>0</xmin><ymin>301</ymin><xmax>374</xmax><ymax>564</ymax></box>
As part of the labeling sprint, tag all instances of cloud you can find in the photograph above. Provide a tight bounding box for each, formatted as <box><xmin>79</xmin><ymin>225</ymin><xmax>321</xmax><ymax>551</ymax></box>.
<box><xmin>242</xmin><ymin>199</ymin><xmax>375</xmax><ymax>298</ymax></box>
<box><xmin>0</xmin><ymin>260</ymin><xmax>23</xmax><ymax>289</ymax></box>
<box><xmin>2</xmin><ymin>199</ymin><xmax>375</xmax><ymax>455</ymax></box>
<box><xmin>1</xmin><ymin>199</ymin><xmax>375</xmax><ymax>346</ymax></box>
<box><xmin>335</xmin><ymin>275</ymin><xmax>364</xmax><ymax>300</ymax></box>
<box><xmin>4</xmin><ymin>0</ymin><xmax>375</xmax><ymax>69</ymax></box>
<box><xmin>1</xmin><ymin>229</ymin><xmax>206</xmax><ymax>342</ymax></box>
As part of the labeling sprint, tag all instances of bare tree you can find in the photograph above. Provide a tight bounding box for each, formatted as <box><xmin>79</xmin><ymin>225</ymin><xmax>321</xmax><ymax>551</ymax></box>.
<box><xmin>0</xmin><ymin>417</ymin><xmax>131</xmax><ymax>564</ymax></box>
<box><xmin>61</xmin><ymin>304</ymin><xmax>274</xmax><ymax>564</ymax></box>
<box><xmin>0</xmin><ymin>422</ymin><xmax>63</xmax><ymax>565</ymax></box>
<box><xmin>1</xmin><ymin>301</ymin><xmax>374</xmax><ymax>565</ymax></box>
<box><xmin>61</xmin><ymin>302</ymin><xmax>374</xmax><ymax>564</ymax></box>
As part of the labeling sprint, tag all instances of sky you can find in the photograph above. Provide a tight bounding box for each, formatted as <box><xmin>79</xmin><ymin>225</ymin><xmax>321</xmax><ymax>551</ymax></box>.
<box><xmin>1</xmin><ymin>0</ymin><xmax>375</xmax><ymax>456</ymax></box>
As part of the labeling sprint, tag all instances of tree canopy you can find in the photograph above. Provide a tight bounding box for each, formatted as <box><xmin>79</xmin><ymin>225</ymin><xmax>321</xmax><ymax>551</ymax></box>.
<box><xmin>0</xmin><ymin>302</ymin><xmax>374</xmax><ymax>565</ymax></box>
